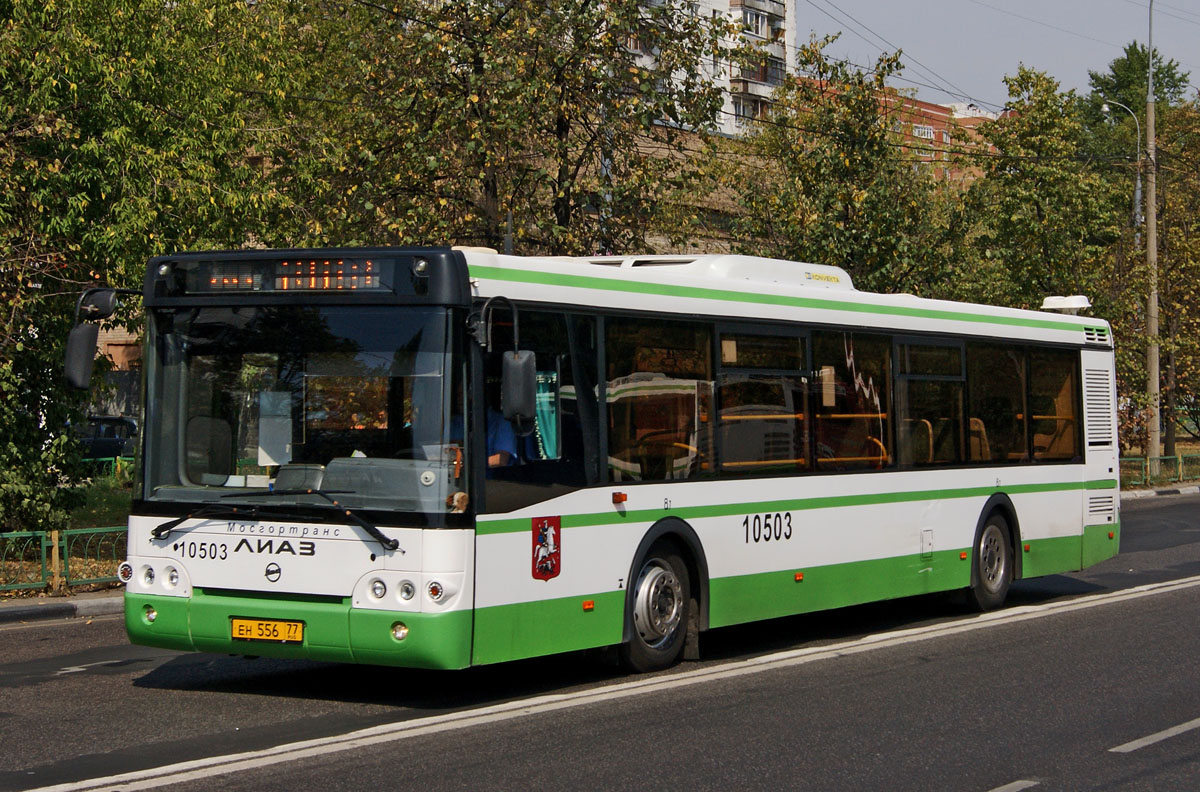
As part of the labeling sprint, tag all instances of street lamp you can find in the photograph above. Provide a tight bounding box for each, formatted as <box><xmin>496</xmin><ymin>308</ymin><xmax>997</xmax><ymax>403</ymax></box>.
<box><xmin>1101</xmin><ymin>100</ymin><xmax>1143</xmax><ymax>243</ymax></box>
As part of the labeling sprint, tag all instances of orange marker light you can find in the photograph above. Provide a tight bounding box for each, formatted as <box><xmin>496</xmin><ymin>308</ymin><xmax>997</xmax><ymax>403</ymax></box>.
<box><xmin>582</xmin><ymin>600</ymin><xmax>594</xmax><ymax>612</ymax></box>
<box><xmin>960</xmin><ymin>551</ymin><xmax>968</xmax><ymax>560</ymax></box>
<box><xmin>794</xmin><ymin>572</ymin><xmax>804</xmax><ymax>582</ymax></box>
<box><xmin>1108</xmin><ymin>532</ymin><xmax>1115</xmax><ymax>540</ymax></box>
<box><xmin>612</xmin><ymin>492</ymin><xmax>627</xmax><ymax>504</ymax></box>
<box><xmin>1024</xmin><ymin>544</ymin><xmax>1031</xmax><ymax>552</ymax></box>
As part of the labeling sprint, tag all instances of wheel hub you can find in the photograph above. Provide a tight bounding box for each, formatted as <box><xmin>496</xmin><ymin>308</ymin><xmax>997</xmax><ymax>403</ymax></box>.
<box><xmin>979</xmin><ymin>524</ymin><xmax>1007</xmax><ymax>593</ymax></box>
<box><xmin>632</xmin><ymin>562</ymin><xmax>682</xmax><ymax>646</ymax></box>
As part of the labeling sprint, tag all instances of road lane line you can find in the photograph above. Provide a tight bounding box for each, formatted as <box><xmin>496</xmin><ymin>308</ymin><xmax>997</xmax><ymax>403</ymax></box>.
<box><xmin>24</xmin><ymin>574</ymin><xmax>1200</xmax><ymax>792</ymax></box>
<box><xmin>1109</xmin><ymin>715</ymin><xmax>1200</xmax><ymax>753</ymax></box>
<box><xmin>987</xmin><ymin>781</ymin><xmax>1039</xmax><ymax>792</ymax></box>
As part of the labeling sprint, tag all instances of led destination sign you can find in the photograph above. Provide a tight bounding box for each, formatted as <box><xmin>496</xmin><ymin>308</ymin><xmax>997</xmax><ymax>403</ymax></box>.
<box><xmin>185</xmin><ymin>258</ymin><xmax>396</xmax><ymax>294</ymax></box>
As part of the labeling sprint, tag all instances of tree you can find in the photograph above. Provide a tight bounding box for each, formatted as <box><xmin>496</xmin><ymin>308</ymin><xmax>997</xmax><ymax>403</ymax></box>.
<box><xmin>286</xmin><ymin>0</ymin><xmax>730</xmax><ymax>255</ymax></box>
<box><xmin>961</xmin><ymin>67</ymin><xmax>1121</xmax><ymax>311</ymax></box>
<box><xmin>1087</xmin><ymin>41</ymin><xmax>1191</xmax><ymax>115</ymax></box>
<box><xmin>716</xmin><ymin>35</ymin><xmax>951</xmax><ymax>295</ymax></box>
<box><xmin>0</xmin><ymin>0</ymin><xmax>313</xmax><ymax>531</ymax></box>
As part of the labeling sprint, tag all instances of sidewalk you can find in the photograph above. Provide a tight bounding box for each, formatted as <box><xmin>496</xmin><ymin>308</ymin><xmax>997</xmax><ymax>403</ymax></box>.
<box><xmin>0</xmin><ymin>587</ymin><xmax>124</xmax><ymax>625</ymax></box>
<box><xmin>1120</xmin><ymin>483</ymin><xmax>1200</xmax><ymax>500</ymax></box>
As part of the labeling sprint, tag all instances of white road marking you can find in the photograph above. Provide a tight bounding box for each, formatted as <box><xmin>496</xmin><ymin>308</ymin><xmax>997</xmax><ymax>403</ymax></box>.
<box><xmin>1109</xmin><ymin>715</ymin><xmax>1200</xmax><ymax>753</ymax></box>
<box><xmin>24</xmin><ymin>574</ymin><xmax>1200</xmax><ymax>792</ymax></box>
<box><xmin>54</xmin><ymin>660</ymin><xmax>127</xmax><ymax>676</ymax></box>
<box><xmin>987</xmin><ymin>781</ymin><xmax>1039</xmax><ymax>792</ymax></box>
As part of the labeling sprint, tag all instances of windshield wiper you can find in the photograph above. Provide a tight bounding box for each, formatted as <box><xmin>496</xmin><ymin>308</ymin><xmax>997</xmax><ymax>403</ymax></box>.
<box><xmin>152</xmin><ymin>502</ymin><xmax>330</xmax><ymax>541</ymax></box>
<box><xmin>151</xmin><ymin>504</ymin><xmax>256</xmax><ymax>540</ymax></box>
<box><xmin>227</xmin><ymin>489</ymin><xmax>403</xmax><ymax>553</ymax></box>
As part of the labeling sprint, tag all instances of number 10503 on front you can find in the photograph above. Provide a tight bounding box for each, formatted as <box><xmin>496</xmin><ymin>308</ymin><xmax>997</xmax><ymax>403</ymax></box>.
<box><xmin>231</xmin><ymin>617</ymin><xmax>304</xmax><ymax>643</ymax></box>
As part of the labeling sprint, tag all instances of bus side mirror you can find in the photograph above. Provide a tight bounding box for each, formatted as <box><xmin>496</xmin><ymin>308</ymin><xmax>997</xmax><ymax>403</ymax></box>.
<box><xmin>501</xmin><ymin>350</ymin><xmax>537</xmax><ymax>434</ymax></box>
<box><xmin>64</xmin><ymin>287</ymin><xmax>135</xmax><ymax>390</ymax></box>
<box><xmin>64</xmin><ymin>322</ymin><xmax>100</xmax><ymax>390</ymax></box>
<box><xmin>79</xmin><ymin>290</ymin><xmax>119</xmax><ymax>320</ymax></box>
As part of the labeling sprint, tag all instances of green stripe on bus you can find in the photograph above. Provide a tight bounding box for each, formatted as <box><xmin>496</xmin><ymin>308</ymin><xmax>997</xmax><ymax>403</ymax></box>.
<box><xmin>470</xmin><ymin>265</ymin><xmax>1104</xmax><ymax>334</ymax></box>
<box><xmin>1082</xmin><ymin>521</ymin><xmax>1121</xmax><ymax>568</ymax></box>
<box><xmin>707</xmin><ymin>531</ymin><xmax>1090</xmax><ymax>628</ymax></box>
<box><xmin>470</xmin><ymin>527</ymin><xmax>1109</xmax><ymax>663</ymax></box>
<box><xmin>476</xmin><ymin>479</ymin><xmax>1119</xmax><ymax>535</ymax></box>
<box><xmin>472</xmin><ymin>590</ymin><xmax>625</xmax><ymax>666</ymax></box>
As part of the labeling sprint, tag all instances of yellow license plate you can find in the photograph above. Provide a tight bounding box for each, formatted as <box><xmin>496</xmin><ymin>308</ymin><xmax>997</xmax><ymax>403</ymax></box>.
<box><xmin>231</xmin><ymin>617</ymin><xmax>304</xmax><ymax>644</ymax></box>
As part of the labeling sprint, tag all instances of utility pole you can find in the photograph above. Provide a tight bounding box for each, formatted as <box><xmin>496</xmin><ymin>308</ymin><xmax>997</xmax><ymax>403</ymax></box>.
<box><xmin>1146</xmin><ymin>0</ymin><xmax>1160</xmax><ymax>464</ymax></box>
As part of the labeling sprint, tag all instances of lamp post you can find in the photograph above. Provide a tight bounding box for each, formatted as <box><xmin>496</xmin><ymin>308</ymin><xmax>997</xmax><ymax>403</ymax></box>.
<box><xmin>1101</xmin><ymin>100</ymin><xmax>1143</xmax><ymax>244</ymax></box>
<box><xmin>1147</xmin><ymin>0</ymin><xmax>1160</xmax><ymax>463</ymax></box>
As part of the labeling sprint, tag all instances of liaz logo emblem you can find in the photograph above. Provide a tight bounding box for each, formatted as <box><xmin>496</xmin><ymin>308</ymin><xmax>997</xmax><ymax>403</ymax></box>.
<box><xmin>233</xmin><ymin>538</ymin><xmax>315</xmax><ymax>556</ymax></box>
<box><xmin>264</xmin><ymin>563</ymin><xmax>282</xmax><ymax>583</ymax></box>
<box><xmin>531</xmin><ymin>517</ymin><xmax>561</xmax><ymax>581</ymax></box>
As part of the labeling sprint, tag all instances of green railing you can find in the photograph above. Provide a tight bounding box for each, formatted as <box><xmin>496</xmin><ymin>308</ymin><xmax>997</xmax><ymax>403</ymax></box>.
<box><xmin>1120</xmin><ymin>455</ymin><xmax>1200</xmax><ymax>488</ymax></box>
<box><xmin>0</xmin><ymin>526</ymin><xmax>126</xmax><ymax>592</ymax></box>
<box><xmin>0</xmin><ymin>531</ymin><xmax>52</xmax><ymax>591</ymax></box>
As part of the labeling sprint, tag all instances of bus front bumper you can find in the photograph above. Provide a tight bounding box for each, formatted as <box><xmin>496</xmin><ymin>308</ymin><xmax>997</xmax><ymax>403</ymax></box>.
<box><xmin>125</xmin><ymin>590</ymin><xmax>473</xmax><ymax>670</ymax></box>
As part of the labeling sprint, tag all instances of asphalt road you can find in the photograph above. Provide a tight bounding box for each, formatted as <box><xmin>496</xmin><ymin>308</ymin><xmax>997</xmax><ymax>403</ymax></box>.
<box><xmin>2</xmin><ymin>494</ymin><xmax>1198</xmax><ymax>792</ymax></box>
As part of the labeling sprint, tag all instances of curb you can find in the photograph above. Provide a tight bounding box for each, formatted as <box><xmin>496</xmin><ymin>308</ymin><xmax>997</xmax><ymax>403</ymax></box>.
<box><xmin>0</xmin><ymin>592</ymin><xmax>124</xmax><ymax>625</ymax></box>
<box><xmin>1121</xmin><ymin>485</ymin><xmax>1200</xmax><ymax>501</ymax></box>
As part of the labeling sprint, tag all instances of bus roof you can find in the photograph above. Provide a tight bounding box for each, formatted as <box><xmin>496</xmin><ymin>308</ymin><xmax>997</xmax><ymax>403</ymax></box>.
<box><xmin>462</xmin><ymin>251</ymin><xmax>1112</xmax><ymax>349</ymax></box>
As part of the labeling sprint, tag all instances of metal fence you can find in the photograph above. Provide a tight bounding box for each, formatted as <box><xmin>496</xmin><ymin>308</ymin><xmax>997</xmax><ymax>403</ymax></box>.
<box><xmin>1119</xmin><ymin>455</ymin><xmax>1200</xmax><ymax>488</ymax></box>
<box><xmin>0</xmin><ymin>526</ymin><xmax>126</xmax><ymax>592</ymax></box>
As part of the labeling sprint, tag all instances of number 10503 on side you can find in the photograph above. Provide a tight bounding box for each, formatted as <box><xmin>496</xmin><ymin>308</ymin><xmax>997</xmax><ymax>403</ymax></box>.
<box><xmin>744</xmin><ymin>512</ymin><xmax>793</xmax><ymax>543</ymax></box>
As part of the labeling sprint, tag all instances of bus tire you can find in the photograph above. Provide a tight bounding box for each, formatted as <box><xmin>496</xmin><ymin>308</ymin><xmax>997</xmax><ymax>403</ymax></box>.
<box><xmin>619</xmin><ymin>543</ymin><xmax>691</xmax><ymax>673</ymax></box>
<box><xmin>967</xmin><ymin>513</ymin><xmax>1013</xmax><ymax>611</ymax></box>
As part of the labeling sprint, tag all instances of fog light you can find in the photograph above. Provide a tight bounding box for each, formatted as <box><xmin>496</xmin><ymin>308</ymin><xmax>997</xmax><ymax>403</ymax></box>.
<box><xmin>391</xmin><ymin>622</ymin><xmax>409</xmax><ymax>641</ymax></box>
<box><xmin>165</xmin><ymin>566</ymin><xmax>179</xmax><ymax>588</ymax></box>
<box><xmin>144</xmin><ymin>605</ymin><xmax>157</xmax><ymax>624</ymax></box>
<box><xmin>370</xmin><ymin>579</ymin><xmax>387</xmax><ymax>599</ymax></box>
<box><xmin>142</xmin><ymin>566</ymin><xmax>155</xmax><ymax>586</ymax></box>
<box><xmin>117</xmin><ymin>562</ymin><xmax>134</xmax><ymax>583</ymax></box>
<box><xmin>427</xmin><ymin>581</ymin><xmax>444</xmax><ymax>601</ymax></box>
<box><xmin>399</xmin><ymin>580</ymin><xmax>415</xmax><ymax>600</ymax></box>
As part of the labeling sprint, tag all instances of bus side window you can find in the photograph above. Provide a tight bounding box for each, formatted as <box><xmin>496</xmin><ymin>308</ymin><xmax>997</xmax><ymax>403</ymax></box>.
<box><xmin>1030</xmin><ymin>348</ymin><xmax>1080</xmax><ymax>461</ymax></box>
<box><xmin>605</xmin><ymin>318</ymin><xmax>713</xmax><ymax>482</ymax></box>
<box><xmin>966</xmin><ymin>343</ymin><xmax>1028</xmax><ymax>462</ymax></box>
<box><xmin>483</xmin><ymin>312</ymin><xmax>600</xmax><ymax>513</ymax></box>
<box><xmin>812</xmin><ymin>332</ymin><xmax>892</xmax><ymax>470</ymax></box>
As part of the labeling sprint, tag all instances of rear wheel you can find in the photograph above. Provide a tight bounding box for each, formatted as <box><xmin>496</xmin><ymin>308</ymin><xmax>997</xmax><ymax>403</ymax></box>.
<box><xmin>619</xmin><ymin>544</ymin><xmax>691</xmax><ymax>673</ymax></box>
<box><xmin>967</xmin><ymin>513</ymin><xmax>1013</xmax><ymax>611</ymax></box>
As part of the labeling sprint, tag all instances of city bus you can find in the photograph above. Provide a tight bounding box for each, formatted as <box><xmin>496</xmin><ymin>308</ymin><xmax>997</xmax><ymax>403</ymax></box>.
<box><xmin>65</xmin><ymin>247</ymin><xmax>1119</xmax><ymax>672</ymax></box>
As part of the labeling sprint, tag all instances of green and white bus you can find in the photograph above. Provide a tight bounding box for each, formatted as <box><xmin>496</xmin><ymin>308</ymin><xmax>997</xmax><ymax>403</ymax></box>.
<box><xmin>66</xmin><ymin>247</ymin><xmax>1119</xmax><ymax>672</ymax></box>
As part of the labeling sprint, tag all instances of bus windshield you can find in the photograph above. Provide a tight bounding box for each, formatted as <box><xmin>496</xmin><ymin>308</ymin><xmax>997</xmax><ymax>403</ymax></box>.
<box><xmin>142</xmin><ymin>305</ymin><xmax>466</xmax><ymax>516</ymax></box>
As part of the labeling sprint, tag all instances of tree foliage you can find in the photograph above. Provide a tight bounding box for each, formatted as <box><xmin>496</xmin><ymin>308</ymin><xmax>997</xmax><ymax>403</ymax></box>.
<box><xmin>1087</xmin><ymin>41</ymin><xmax>1191</xmax><ymax>113</ymax></box>
<box><xmin>717</xmin><ymin>35</ymin><xmax>950</xmax><ymax>294</ymax></box>
<box><xmin>961</xmin><ymin>67</ymin><xmax>1121</xmax><ymax>310</ymax></box>
<box><xmin>282</xmin><ymin>0</ymin><xmax>729</xmax><ymax>254</ymax></box>
<box><xmin>0</xmin><ymin>0</ymin><xmax>310</xmax><ymax>530</ymax></box>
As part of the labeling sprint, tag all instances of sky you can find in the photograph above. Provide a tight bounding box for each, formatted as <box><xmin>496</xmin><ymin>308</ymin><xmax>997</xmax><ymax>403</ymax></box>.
<box><xmin>798</xmin><ymin>0</ymin><xmax>1200</xmax><ymax>112</ymax></box>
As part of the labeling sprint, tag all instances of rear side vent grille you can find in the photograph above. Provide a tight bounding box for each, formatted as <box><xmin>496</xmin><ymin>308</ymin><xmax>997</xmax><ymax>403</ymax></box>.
<box><xmin>1085</xmin><ymin>369</ymin><xmax>1115</xmax><ymax>447</ymax></box>
<box><xmin>1084</xmin><ymin>327</ymin><xmax>1110</xmax><ymax>345</ymax></box>
<box><xmin>1088</xmin><ymin>495</ymin><xmax>1116</xmax><ymax>523</ymax></box>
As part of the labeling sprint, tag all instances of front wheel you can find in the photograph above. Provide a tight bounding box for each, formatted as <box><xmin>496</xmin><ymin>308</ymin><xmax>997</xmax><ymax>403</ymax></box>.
<box><xmin>618</xmin><ymin>545</ymin><xmax>691</xmax><ymax>673</ymax></box>
<box><xmin>967</xmin><ymin>514</ymin><xmax>1013</xmax><ymax>611</ymax></box>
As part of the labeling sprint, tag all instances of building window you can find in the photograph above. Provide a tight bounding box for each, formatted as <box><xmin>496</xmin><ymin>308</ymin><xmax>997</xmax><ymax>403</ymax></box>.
<box><xmin>742</xmin><ymin>9</ymin><xmax>767</xmax><ymax>37</ymax></box>
<box><xmin>912</xmin><ymin>124</ymin><xmax>935</xmax><ymax>140</ymax></box>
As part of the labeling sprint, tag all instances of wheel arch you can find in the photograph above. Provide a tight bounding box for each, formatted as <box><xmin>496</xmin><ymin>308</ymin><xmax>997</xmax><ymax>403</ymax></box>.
<box><xmin>972</xmin><ymin>492</ymin><xmax>1022</xmax><ymax>584</ymax></box>
<box><xmin>621</xmin><ymin>517</ymin><xmax>710</xmax><ymax>644</ymax></box>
